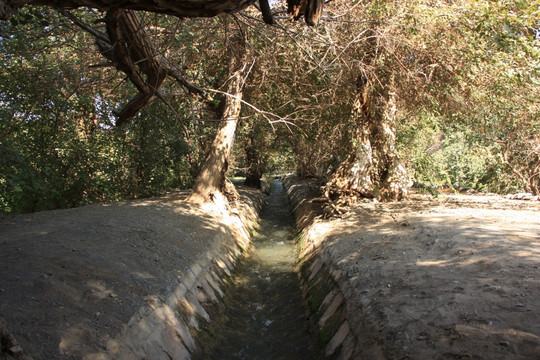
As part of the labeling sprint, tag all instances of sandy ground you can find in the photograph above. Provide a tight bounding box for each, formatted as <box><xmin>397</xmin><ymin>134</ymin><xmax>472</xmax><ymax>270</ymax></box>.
<box><xmin>296</xmin><ymin>185</ymin><xmax>540</xmax><ymax>359</ymax></box>
<box><xmin>0</xmin><ymin>186</ymin><xmax>264</xmax><ymax>359</ymax></box>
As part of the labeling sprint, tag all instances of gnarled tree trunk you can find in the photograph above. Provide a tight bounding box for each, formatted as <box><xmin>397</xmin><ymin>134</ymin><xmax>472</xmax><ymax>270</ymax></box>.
<box><xmin>324</xmin><ymin>75</ymin><xmax>410</xmax><ymax>210</ymax></box>
<box><xmin>187</xmin><ymin>31</ymin><xmax>250</xmax><ymax>205</ymax></box>
<box><xmin>62</xmin><ymin>9</ymin><xmax>208</xmax><ymax>126</ymax></box>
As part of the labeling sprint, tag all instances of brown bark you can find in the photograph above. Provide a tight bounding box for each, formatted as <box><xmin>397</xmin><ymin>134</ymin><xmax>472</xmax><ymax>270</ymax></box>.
<box><xmin>62</xmin><ymin>9</ymin><xmax>208</xmax><ymax>126</ymax></box>
<box><xmin>324</xmin><ymin>75</ymin><xmax>410</xmax><ymax>211</ymax></box>
<box><xmin>288</xmin><ymin>0</ymin><xmax>324</xmax><ymax>25</ymax></box>
<box><xmin>0</xmin><ymin>0</ymin><xmax>255</xmax><ymax>20</ymax></box>
<box><xmin>243</xmin><ymin>126</ymin><xmax>265</xmax><ymax>188</ymax></box>
<box><xmin>259</xmin><ymin>0</ymin><xmax>274</xmax><ymax>25</ymax></box>
<box><xmin>187</xmin><ymin>31</ymin><xmax>250</xmax><ymax>205</ymax></box>
<box><xmin>374</xmin><ymin>88</ymin><xmax>410</xmax><ymax>201</ymax></box>
<box><xmin>103</xmin><ymin>9</ymin><xmax>166</xmax><ymax>125</ymax></box>
<box><xmin>324</xmin><ymin>75</ymin><xmax>374</xmax><ymax>202</ymax></box>
<box><xmin>1</xmin><ymin>0</ymin><xmax>320</xmax><ymax>25</ymax></box>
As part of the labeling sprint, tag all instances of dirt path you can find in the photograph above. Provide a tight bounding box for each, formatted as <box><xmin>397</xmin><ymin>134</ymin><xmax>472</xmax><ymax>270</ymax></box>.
<box><xmin>0</xmin><ymin>186</ymin><xmax>264</xmax><ymax>359</ymax></box>
<box><xmin>287</xmin><ymin>177</ymin><xmax>540</xmax><ymax>359</ymax></box>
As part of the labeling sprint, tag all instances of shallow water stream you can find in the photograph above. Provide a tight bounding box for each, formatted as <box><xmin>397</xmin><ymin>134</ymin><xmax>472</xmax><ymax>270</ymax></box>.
<box><xmin>196</xmin><ymin>180</ymin><xmax>320</xmax><ymax>359</ymax></box>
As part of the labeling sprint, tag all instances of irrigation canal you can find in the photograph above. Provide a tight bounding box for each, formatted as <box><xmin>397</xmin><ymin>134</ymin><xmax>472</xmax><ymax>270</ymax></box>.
<box><xmin>195</xmin><ymin>180</ymin><xmax>321</xmax><ymax>359</ymax></box>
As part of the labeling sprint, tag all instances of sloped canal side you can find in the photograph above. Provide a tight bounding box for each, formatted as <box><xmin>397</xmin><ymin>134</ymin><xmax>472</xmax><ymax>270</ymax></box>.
<box><xmin>194</xmin><ymin>180</ymin><xmax>321</xmax><ymax>360</ymax></box>
<box><xmin>0</xmin><ymin>186</ymin><xmax>266</xmax><ymax>360</ymax></box>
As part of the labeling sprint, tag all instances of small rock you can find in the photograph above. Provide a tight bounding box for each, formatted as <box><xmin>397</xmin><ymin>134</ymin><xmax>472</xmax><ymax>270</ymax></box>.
<box><xmin>8</xmin><ymin>345</ymin><xmax>23</xmax><ymax>356</ymax></box>
<box><xmin>499</xmin><ymin>341</ymin><xmax>510</xmax><ymax>347</ymax></box>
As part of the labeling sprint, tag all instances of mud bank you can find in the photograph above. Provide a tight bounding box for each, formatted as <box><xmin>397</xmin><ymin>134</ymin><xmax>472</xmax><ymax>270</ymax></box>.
<box><xmin>0</xmin><ymin>186</ymin><xmax>265</xmax><ymax>360</ymax></box>
<box><xmin>284</xmin><ymin>176</ymin><xmax>540</xmax><ymax>360</ymax></box>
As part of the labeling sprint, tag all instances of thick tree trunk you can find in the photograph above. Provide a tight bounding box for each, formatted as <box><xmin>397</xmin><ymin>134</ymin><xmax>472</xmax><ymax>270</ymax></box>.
<box><xmin>324</xmin><ymin>76</ymin><xmax>410</xmax><ymax>210</ymax></box>
<box><xmin>374</xmin><ymin>88</ymin><xmax>410</xmax><ymax>201</ymax></box>
<box><xmin>187</xmin><ymin>32</ymin><xmax>249</xmax><ymax>205</ymax></box>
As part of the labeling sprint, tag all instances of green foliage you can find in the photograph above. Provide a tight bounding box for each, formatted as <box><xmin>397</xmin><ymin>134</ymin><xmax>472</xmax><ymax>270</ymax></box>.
<box><xmin>397</xmin><ymin>114</ymin><xmax>504</xmax><ymax>193</ymax></box>
<box><xmin>2</xmin><ymin>0</ymin><xmax>539</xmax><ymax>216</ymax></box>
<box><xmin>393</xmin><ymin>0</ymin><xmax>540</xmax><ymax>194</ymax></box>
<box><xmin>0</xmin><ymin>8</ymin><xmax>199</xmax><ymax>215</ymax></box>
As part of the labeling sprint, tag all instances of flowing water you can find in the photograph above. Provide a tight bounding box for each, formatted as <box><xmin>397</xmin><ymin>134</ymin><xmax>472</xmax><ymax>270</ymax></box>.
<box><xmin>196</xmin><ymin>180</ymin><xmax>320</xmax><ymax>360</ymax></box>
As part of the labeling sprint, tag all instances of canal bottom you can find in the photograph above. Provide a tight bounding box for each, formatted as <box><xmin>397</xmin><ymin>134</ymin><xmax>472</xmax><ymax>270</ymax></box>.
<box><xmin>194</xmin><ymin>180</ymin><xmax>321</xmax><ymax>360</ymax></box>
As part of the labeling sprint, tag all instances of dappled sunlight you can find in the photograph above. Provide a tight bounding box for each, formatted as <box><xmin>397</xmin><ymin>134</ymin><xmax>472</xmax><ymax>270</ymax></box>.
<box><xmin>132</xmin><ymin>271</ymin><xmax>156</xmax><ymax>280</ymax></box>
<box><xmin>58</xmin><ymin>326</ymin><xmax>91</xmax><ymax>356</ymax></box>
<box><xmin>416</xmin><ymin>259</ymin><xmax>451</xmax><ymax>267</ymax></box>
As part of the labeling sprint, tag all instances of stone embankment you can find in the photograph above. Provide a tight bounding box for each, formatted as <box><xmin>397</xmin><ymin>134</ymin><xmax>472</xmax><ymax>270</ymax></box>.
<box><xmin>285</xmin><ymin>175</ymin><xmax>540</xmax><ymax>360</ymax></box>
<box><xmin>0</xmin><ymin>186</ymin><xmax>265</xmax><ymax>360</ymax></box>
<box><xmin>284</xmin><ymin>176</ymin><xmax>363</xmax><ymax>360</ymax></box>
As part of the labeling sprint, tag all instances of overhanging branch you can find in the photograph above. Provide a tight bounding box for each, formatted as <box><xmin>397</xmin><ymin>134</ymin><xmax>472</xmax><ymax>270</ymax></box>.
<box><xmin>0</xmin><ymin>0</ymin><xmax>257</xmax><ymax>20</ymax></box>
<box><xmin>61</xmin><ymin>8</ymin><xmax>211</xmax><ymax>126</ymax></box>
<box><xmin>1</xmin><ymin>0</ymin><xmax>323</xmax><ymax>26</ymax></box>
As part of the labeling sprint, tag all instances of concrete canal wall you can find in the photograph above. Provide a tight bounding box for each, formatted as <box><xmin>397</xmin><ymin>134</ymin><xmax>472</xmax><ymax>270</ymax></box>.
<box><xmin>284</xmin><ymin>176</ymin><xmax>379</xmax><ymax>360</ymax></box>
